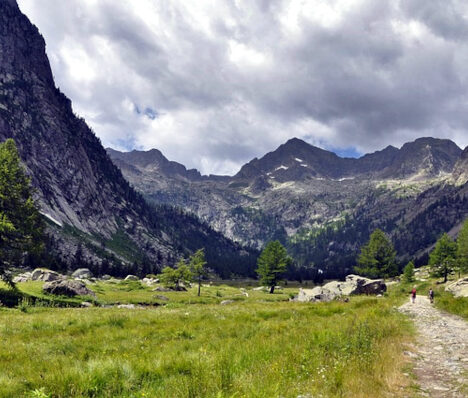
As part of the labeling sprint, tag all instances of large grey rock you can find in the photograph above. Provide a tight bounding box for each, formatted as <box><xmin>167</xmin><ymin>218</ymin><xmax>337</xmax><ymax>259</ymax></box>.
<box><xmin>43</xmin><ymin>280</ymin><xmax>95</xmax><ymax>297</ymax></box>
<box><xmin>31</xmin><ymin>268</ymin><xmax>64</xmax><ymax>282</ymax></box>
<box><xmin>71</xmin><ymin>268</ymin><xmax>92</xmax><ymax>279</ymax></box>
<box><xmin>13</xmin><ymin>271</ymin><xmax>32</xmax><ymax>283</ymax></box>
<box><xmin>142</xmin><ymin>277</ymin><xmax>159</xmax><ymax>286</ymax></box>
<box><xmin>445</xmin><ymin>277</ymin><xmax>468</xmax><ymax>297</ymax></box>
<box><xmin>124</xmin><ymin>275</ymin><xmax>139</xmax><ymax>281</ymax></box>
<box><xmin>296</xmin><ymin>274</ymin><xmax>386</xmax><ymax>302</ymax></box>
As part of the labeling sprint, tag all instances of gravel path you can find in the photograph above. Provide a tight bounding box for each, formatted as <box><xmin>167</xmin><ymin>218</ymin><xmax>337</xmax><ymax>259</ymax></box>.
<box><xmin>399</xmin><ymin>295</ymin><xmax>468</xmax><ymax>397</ymax></box>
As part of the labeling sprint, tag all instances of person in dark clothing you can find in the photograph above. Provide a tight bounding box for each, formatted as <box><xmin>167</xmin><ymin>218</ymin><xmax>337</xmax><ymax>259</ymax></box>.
<box><xmin>428</xmin><ymin>288</ymin><xmax>434</xmax><ymax>304</ymax></box>
<box><xmin>411</xmin><ymin>286</ymin><xmax>416</xmax><ymax>303</ymax></box>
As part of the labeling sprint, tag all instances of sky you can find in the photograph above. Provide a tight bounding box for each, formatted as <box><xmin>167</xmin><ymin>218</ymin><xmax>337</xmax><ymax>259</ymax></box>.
<box><xmin>17</xmin><ymin>0</ymin><xmax>468</xmax><ymax>175</ymax></box>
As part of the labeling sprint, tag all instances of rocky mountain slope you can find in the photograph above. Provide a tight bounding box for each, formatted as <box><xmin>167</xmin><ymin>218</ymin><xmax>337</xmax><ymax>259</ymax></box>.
<box><xmin>108</xmin><ymin>137</ymin><xmax>468</xmax><ymax>278</ymax></box>
<box><xmin>0</xmin><ymin>0</ymin><xmax>256</xmax><ymax>277</ymax></box>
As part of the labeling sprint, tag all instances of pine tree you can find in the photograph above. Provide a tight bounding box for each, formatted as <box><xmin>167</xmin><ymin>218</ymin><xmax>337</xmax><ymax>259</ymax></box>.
<box><xmin>256</xmin><ymin>240</ymin><xmax>291</xmax><ymax>293</ymax></box>
<box><xmin>355</xmin><ymin>229</ymin><xmax>397</xmax><ymax>278</ymax></box>
<box><xmin>160</xmin><ymin>259</ymin><xmax>193</xmax><ymax>290</ymax></box>
<box><xmin>0</xmin><ymin>139</ymin><xmax>44</xmax><ymax>286</ymax></box>
<box><xmin>430</xmin><ymin>233</ymin><xmax>456</xmax><ymax>283</ymax></box>
<box><xmin>189</xmin><ymin>248</ymin><xmax>207</xmax><ymax>296</ymax></box>
<box><xmin>456</xmin><ymin>219</ymin><xmax>468</xmax><ymax>276</ymax></box>
<box><xmin>402</xmin><ymin>261</ymin><xmax>415</xmax><ymax>283</ymax></box>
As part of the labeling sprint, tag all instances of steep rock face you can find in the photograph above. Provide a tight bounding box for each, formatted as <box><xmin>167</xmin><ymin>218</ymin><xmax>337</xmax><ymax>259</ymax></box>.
<box><xmin>453</xmin><ymin>147</ymin><xmax>468</xmax><ymax>185</ymax></box>
<box><xmin>0</xmin><ymin>0</ymin><xmax>256</xmax><ymax>276</ymax></box>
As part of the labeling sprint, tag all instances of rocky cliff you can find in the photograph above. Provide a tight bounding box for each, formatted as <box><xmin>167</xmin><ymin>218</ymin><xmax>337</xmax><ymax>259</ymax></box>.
<box><xmin>0</xmin><ymin>0</ymin><xmax>256</xmax><ymax>277</ymax></box>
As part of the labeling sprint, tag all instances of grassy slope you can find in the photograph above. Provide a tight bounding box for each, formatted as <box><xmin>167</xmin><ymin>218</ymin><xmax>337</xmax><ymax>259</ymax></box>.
<box><xmin>0</xmin><ymin>281</ymin><xmax>414</xmax><ymax>398</ymax></box>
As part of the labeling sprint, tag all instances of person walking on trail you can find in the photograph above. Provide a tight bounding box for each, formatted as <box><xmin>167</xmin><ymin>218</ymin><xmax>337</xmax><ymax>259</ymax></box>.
<box><xmin>411</xmin><ymin>286</ymin><xmax>417</xmax><ymax>303</ymax></box>
<box><xmin>428</xmin><ymin>288</ymin><xmax>434</xmax><ymax>304</ymax></box>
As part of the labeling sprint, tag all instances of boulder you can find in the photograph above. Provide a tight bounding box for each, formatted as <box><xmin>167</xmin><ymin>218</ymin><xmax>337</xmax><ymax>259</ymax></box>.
<box><xmin>142</xmin><ymin>277</ymin><xmax>159</xmax><ymax>286</ymax></box>
<box><xmin>220</xmin><ymin>300</ymin><xmax>235</xmax><ymax>305</ymax></box>
<box><xmin>101</xmin><ymin>274</ymin><xmax>111</xmax><ymax>280</ymax></box>
<box><xmin>152</xmin><ymin>286</ymin><xmax>172</xmax><ymax>292</ymax></box>
<box><xmin>43</xmin><ymin>280</ymin><xmax>96</xmax><ymax>297</ymax></box>
<box><xmin>80</xmin><ymin>301</ymin><xmax>93</xmax><ymax>308</ymax></box>
<box><xmin>445</xmin><ymin>277</ymin><xmax>468</xmax><ymax>297</ymax></box>
<box><xmin>153</xmin><ymin>295</ymin><xmax>169</xmax><ymax>301</ymax></box>
<box><xmin>296</xmin><ymin>275</ymin><xmax>386</xmax><ymax>302</ymax></box>
<box><xmin>13</xmin><ymin>271</ymin><xmax>32</xmax><ymax>283</ymax></box>
<box><xmin>124</xmin><ymin>275</ymin><xmax>139</xmax><ymax>281</ymax></box>
<box><xmin>71</xmin><ymin>268</ymin><xmax>92</xmax><ymax>279</ymax></box>
<box><xmin>252</xmin><ymin>286</ymin><xmax>268</xmax><ymax>291</ymax></box>
<box><xmin>31</xmin><ymin>268</ymin><xmax>64</xmax><ymax>282</ymax></box>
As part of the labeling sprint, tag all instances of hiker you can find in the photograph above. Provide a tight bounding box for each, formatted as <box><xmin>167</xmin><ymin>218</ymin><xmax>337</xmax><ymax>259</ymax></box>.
<box><xmin>428</xmin><ymin>288</ymin><xmax>434</xmax><ymax>304</ymax></box>
<box><xmin>411</xmin><ymin>286</ymin><xmax>416</xmax><ymax>303</ymax></box>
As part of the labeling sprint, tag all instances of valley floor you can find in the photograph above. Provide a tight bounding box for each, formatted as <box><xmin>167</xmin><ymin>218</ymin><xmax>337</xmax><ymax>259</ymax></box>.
<box><xmin>399</xmin><ymin>295</ymin><xmax>468</xmax><ymax>397</ymax></box>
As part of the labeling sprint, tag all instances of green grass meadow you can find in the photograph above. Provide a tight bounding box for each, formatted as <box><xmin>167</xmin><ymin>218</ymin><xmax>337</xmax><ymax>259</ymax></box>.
<box><xmin>0</xmin><ymin>281</ymin><xmax>415</xmax><ymax>398</ymax></box>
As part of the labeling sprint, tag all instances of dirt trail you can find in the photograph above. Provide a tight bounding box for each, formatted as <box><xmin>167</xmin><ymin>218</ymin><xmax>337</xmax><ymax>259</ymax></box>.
<box><xmin>399</xmin><ymin>295</ymin><xmax>468</xmax><ymax>397</ymax></box>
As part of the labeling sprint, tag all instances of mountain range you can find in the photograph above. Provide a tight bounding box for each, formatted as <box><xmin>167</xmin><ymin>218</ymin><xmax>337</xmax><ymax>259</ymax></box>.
<box><xmin>108</xmin><ymin>137</ymin><xmax>468</xmax><ymax>278</ymax></box>
<box><xmin>0</xmin><ymin>0</ymin><xmax>256</xmax><ymax>278</ymax></box>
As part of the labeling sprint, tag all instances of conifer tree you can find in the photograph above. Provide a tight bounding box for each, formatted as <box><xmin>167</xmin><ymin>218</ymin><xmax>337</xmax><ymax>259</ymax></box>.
<box><xmin>0</xmin><ymin>139</ymin><xmax>44</xmax><ymax>286</ymax></box>
<box><xmin>189</xmin><ymin>248</ymin><xmax>207</xmax><ymax>296</ymax></box>
<box><xmin>456</xmin><ymin>219</ymin><xmax>468</xmax><ymax>276</ymax></box>
<box><xmin>256</xmin><ymin>240</ymin><xmax>291</xmax><ymax>293</ymax></box>
<box><xmin>355</xmin><ymin>229</ymin><xmax>397</xmax><ymax>278</ymax></box>
<box><xmin>430</xmin><ymin>233</ymin><xmax>456</xmax><ymax>283</ymax></box>
<box><xmin>402</xmin><ymin>260</ymin><xmax>415</xmax><ymax>283</ymax></box>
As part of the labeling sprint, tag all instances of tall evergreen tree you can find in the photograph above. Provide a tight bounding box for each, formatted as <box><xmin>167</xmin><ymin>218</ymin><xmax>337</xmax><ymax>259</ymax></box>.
<box><xmin>189</xmin><ymin>248</ymin><xmax>207</xmax><ymax>297</ymax></box>
<box><xmin>256</xmin><ymin>240</ymin><xmax>291</xmax><ymax>293</ymax></box>
<box><xmin>355</xmin><ymin>229</ymin><xmax>397</xmax><ymax>278</ymax></box>
<box><xmin>0</xmin><ymin>139</ymin><xmax>44</xmax><ymax>286</ymax></box>
<box><xmin>430</xmin><ymin>233</ymin><xmax>456</xmax><ymax>283</ymax></box>
<box><xmin>402</xmin><ymin>260</ymin><xmax>415</xmax><ymax>283</ymax></box>
<box><xmin>456</xmin><ymin>219</ymin><xmax>468</xmax><ymax>276</ymax></box>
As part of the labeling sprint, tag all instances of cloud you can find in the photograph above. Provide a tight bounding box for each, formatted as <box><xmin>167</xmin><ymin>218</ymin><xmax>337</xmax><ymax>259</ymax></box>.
<box><xmin>17</xmin><ymin>0</ymin><xmax>468</xmax><ymax>174</ymax></box>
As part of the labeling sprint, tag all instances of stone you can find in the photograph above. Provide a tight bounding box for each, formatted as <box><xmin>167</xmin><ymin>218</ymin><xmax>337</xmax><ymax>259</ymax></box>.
<box><xmin>220</xmin><ymin>300</ymin><xmax>234</xmax><ymax>305</ymax></box>
<box><xmin>12</xmin><ymin>271</ymin><xmax>32</xmax><ymax>283</ymax></box>
<box><xmin>71</xmin><ymin>268</ymin><xmax>92</xmax><ymax>279</ymax></box>
<box><xmin>142</xmin><ymin>277</ymin><xmax>159</xmax><ymax>286</ymax></box>
<box><xmin>152</xmin><ymin>286</ymin><xmax>172</xmax><ymax>292</ymax></box>
<box><xmin>296</xmin><ymin>274</ymin><xmax>386</xmax><ymax>302</ymax></box>
<box><xmin>252</xmin><ymin>286</ymin><xmax>268</xmax><ymax>291</ymax></box>
<box><xmin>153</xmin><ymin>295</ymin><xmax>169</xmax><ymax>301</ymax></box>
<box><xmin>31</xmin><ymin>268</ymin><xmax>64</xmax><ymax>282</ymax></box>
<box><xmin>80</xmin><ymin>301</ymin><xmax>92</xmax><ymax>308</ymax></box>
<box><xmin>124</xmin><ymin>275</ymin><xmax>139</xmax><ymax>281</ymax></box>
<box><xmin>101</xmin><ymin>274</ymin><xmax>111</xmax><ymax>280</ymax></box>
<box><xmin>445</xmin><ymin>277</ymin><xmax>468</xmax><ymax>298</ymax></box>
<box><xmin>43</xmin><ymin>280</ymin><xmax>96</xmax><ymax>297</ymax></box>
<box><xmin>117</xmin><ymin>304</ymin><xmax>137</xmax><ymax>309</ymax></box>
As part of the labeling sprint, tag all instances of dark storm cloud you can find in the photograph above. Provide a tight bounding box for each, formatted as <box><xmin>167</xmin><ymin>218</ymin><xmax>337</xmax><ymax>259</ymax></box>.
<box><xmin>17</xmin><ymin>0</ymin><xmax>468</xmax><ymax>174</ymax></box>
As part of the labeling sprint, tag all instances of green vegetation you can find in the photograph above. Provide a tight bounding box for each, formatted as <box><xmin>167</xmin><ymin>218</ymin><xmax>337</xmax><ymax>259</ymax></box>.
<box><xmin>429</xmin><ymin>233</ymin><xmax>457</xmax><ymax>283</ymax></box>
<box><xmin>402</xmin><ymin>261</ymin><xmax>415</xmax><ymax>283</ymax></box>
<box><xmin>0</xmin><ymin>139</ymin><xmax>44</xmax><ymax>286</ymax></box>
<box><xmin>456</xmin><ymin>218</ymin><xmax>468</xmax><ymax>276</ymax></box>
<box><xmin>355</xmin><ymin>229</ymin><xmax>397</xmax><ymax>278</ymax></box>
<box><xmin>256</xmin><ymin>241</ymin><xmax>291</xmax><ymax>293</ymax></box>
<box><xmin>189</xmin><ymin>249</ymin><xmax>207</xmax><ymax>296</ymax></box>
<box><xmin>0</xmin><ymin>281</ymin><xmax>413</xmax><ymax>398</ymax></box>
<box><xmin>160</xmin><ymin>260</ymin><xmax>193</xmax><ymax>290</ymax></box>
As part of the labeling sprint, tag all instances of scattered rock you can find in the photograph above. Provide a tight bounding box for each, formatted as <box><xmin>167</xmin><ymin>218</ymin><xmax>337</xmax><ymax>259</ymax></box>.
<box><xmin>71</xmin><ymin>268</ymin><xmax>93</xmax><ymax>279</ymax></box>
<box><xmin>124</xmin><ymin>275</ymin><xmax>139</xmax><ymax>281</ymax></box>
<box><xmin>80</xmin><ymin>301</ymin><xmax>93</xmax><ymax>308</ymax></box>
<box><xmin>152</xmin><ymin>286</ymin><xmax>172</xmax><ymax>292</ymax></box>
<box><xmin>12</xmin><ymin>271</ymin><xmax>32</xmax><ymax>283</ymax></box>
<box><xmin>220</xmin><ymin>300</ymin><xmax>235</xmax><ymax>305</ymax></box>
<box><xmin>153</xmin><ymin>295</ymin><xmax>169</xmax><ymax>301</ymax></box>
<box><xmin>43</xmin><ymin>280</ymin><xmax>96</xmax><ymax>297</ymax></box>
<box><xmin>252</xmin><ymin>286</ymin><xmax>268</xmax><ymax>291</ymax></box>
<box><xmin>31</xmin><ymin>268</ymin><xmax>64</xmax><ymax>282</ymax></box>
<box><xmin>100</xmin><ymin>274</ymin><xmax>111</xmax><ymax>280</ymax></box>
<box><xmin>117</xmin><ymin>304</ymin><xmax>137</xmax><ymax>309</ymax></box>
<box><xmin>296</xmin><ymin>274</ymin><xmax>386</xmax><ymax>302</ymax></box>
<box><xmin>445</xmin><ymin>277</ymin><xmax>468</xmax><ymax>298</ymax></box>
<box><xmin>142</xmin><ymin>277</ymin><xmax>159</xmax><ymax>286</ymax></box>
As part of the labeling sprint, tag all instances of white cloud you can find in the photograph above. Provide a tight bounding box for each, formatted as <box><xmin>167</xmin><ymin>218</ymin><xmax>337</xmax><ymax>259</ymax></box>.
<box><xmin>16</xmin><ymin>0</ymin><xmax>468</xmax><ymax>174</ymax></box>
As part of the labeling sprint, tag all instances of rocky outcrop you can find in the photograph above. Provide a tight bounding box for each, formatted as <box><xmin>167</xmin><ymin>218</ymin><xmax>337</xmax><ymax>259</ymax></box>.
<box><xmin>31</xmin><ymin>268</ymin><xmax>64</xmax><ymax>282</ymax></box>
<box><xmin>296</xmin><ymin>275</ymin><xmax>386</xmax><ymax>302</ymax></box>
<box><xmin>43</xmin><ymin>279</ymin><xmax>95</xmax><ymax>297</ymax></box>
<box><xmin>445</xmin><ymin>277</ymin><xmax>468</xmax><ymax>298</ymax></box>
<box><xmin>71</xmin><ymin>268</ymin><xmax>92</xmax><ymax>279</ymax></box>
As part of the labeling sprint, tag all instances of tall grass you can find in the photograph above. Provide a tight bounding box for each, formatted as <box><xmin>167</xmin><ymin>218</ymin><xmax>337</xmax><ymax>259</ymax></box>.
<box><xmin>0</xmin><ymin>296</ymin><xmax>412</xmax><ymax>397</ymax></box>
